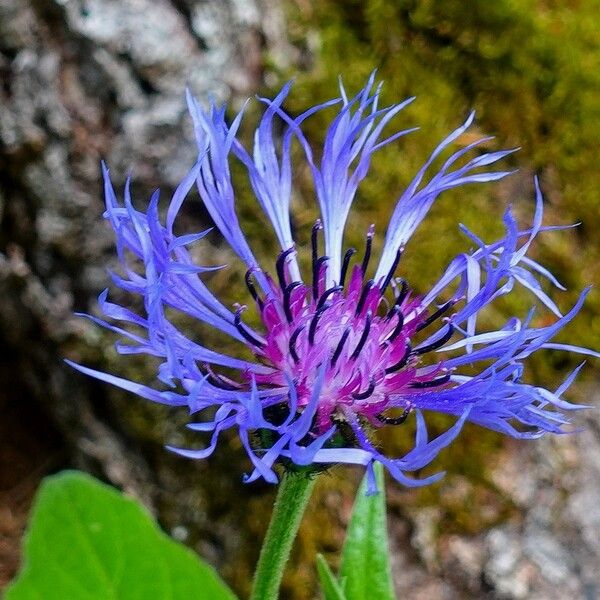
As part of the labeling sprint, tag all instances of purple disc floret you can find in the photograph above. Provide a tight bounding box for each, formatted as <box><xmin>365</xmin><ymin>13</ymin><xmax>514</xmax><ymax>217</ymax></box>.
<box><xmin>68</xmin><ymin>74</ymin><xmax>598</xmax><ymax>491</ymax></box>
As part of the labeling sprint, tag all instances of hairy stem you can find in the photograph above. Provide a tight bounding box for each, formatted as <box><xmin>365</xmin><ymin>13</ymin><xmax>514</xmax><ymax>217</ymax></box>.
<box><xmin>250</xmin><ymin>470</ymin><xmax>316</xmax><ymax>600</ymax></box>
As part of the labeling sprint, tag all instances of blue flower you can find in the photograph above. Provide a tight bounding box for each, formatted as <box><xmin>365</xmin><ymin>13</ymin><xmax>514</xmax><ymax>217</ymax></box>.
<box><xmin>68</xmin><ymin>74</ymin><xmax>597</xmax><ymax>491</ymax></box>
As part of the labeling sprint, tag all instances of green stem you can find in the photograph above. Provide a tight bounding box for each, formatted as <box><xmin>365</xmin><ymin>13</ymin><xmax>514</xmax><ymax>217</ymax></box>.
<box><xmin>250</xmin><ymin>470</ymin><xmax>316</xmax><ymax>600</ymax></box>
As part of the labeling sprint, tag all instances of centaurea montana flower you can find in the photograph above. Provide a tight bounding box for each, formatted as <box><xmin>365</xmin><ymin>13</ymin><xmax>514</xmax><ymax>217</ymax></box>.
<box><xmin>68</xmin><ymin>75</ymin><xmax>598</xmax><ymax>492</ymax></box>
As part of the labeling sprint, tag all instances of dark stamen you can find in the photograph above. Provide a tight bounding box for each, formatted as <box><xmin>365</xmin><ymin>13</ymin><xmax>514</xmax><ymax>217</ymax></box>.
<box><xmin>352</xmin><ymin>377</ymin><xmax>377</xmax><ymax>400</ymax></box>
<box><xmin>204</xmin><ymin>366</ymin><xmax>240</xmax><ymax>391</ymax></box>
<box><xmin>416</xmin><ymin>300</ymin><xmax>456</xmax><ymax>333</ymax></box>
<box><xmin>289</xmin><ymin>325</ymin><xmax>305</xmax><ymax>363</ymax></box>
<box><xmin>313</xmin><ymin>255</ymin><xmax>329</xmax><ymax>301</ymax></box>
<box><xmin>311</xmin><ymin>220</ymin><xmax>322</xmax><ymax>267</ymax></box>
<box><xmin>413</xmin><ymin>324</ymin><xmax>454</xmax><ymax>355</ymax></box>
<box><xmin>340</xmin><ymin>248</ymin><xmax>357</xmax><ymax>288</ymax></box>
<box><xmin>384</xmin><ymin>342</ymin><xmax>412</xmax><ymax>374</ymax></box>
<box><xmin>283</xmin><ymin>281</ymin><xmax>303</xmax><ymax>323</ymax></box>
<box><xmin>385</xmin><ymin>304</ymin><xmax>400</xmax><ymax>322</ymax></box>
<box><xmin>387</xmin><ymin>310</ymin><xmax>405</xmax><ymax>342</ymax></box>
<box><xmin>331</xmin><ymin>327</ymin><xmax>351</xmax><ymax>367</ymax></box>
<box><xmin>356</xmin><ymin>279</ymin><xmax>375</xmax><ymax>316</ymax></box>
<box><xmin>234</xmin><ymin>309</ymin><xmax>265</xmax><ymax>348</ymax></box>
<box><xmin>244</xmin><ymin>270</ymin><xmax>264</xmax><ymax>310</ymax></box>
<box><xmin>276</xmin><ymin>247</ymin><xmax>295</xmax><ymax>291</ymax></box>
<box><xmin>318</xmin><ymin>285</ymin><xmax>343</xmax><ymax>310</ymax></box>
<box><xmin>376</xmin><ymin>407</ymin><xmax>411</xmax><ymax>425</ymax></box>
<box><xmin>409</xmin><ymin>373</ymin><xmax>452</xmax><ymax>388</ymax></box>
<box><xmin>394</xmin><ymin>278</ymin><xmax>409</xmax><ymax>307</ymax></box>
<box><xmin>309</xmin><ymin>303</ymin><xmax>330</xmax><ymax>345</ymax></box>
<box><xmin>351</xmin><ymin>311</ymin><xmax>372</xmax><ymax>360</ymax></box>
<box><xmin>361</xmin><ymin>226</ymin><xmax>374</xmax><ymax>276</ymax></box>
<box><xmin>207</xmin><ymin>375</ymin><xmax>237</xmax><ymax>390</ymax></box>
<box><xmin>380</xmin><ymin>248</ymin><xmax>403</xmax><ymax>295</ymax></box>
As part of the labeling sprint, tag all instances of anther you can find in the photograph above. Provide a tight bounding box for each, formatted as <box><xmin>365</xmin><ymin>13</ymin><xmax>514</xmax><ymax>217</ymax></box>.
<box><xmin>351</xmin><ymin>311</ymin><xmax>372</xmax><ymax>360</ymax></box>
<box><xmin>384</xmin><ymin>342</ymin><xmax>412</xmax><ymax>374</ymax></box>
<box><xmin>234</xmin><ymin>308</ymin><xmax>266</xmax><ymax>348</ymax></box>
<box><xmin>376</xmin><ymin>407</ymin><xmax>411</xmax><ymax>425</ymax></box>
<box><xmin>289</xmin><ymin>325</ymin><xmax>305</xmax><ymax>363</ymax></box>
<box><xmin>380</xmin><ymin>247</ymin><xmax>404</xmax><ymax>295</ymax></box>
<box><xmin>318</xmin><ymin>285</ymin><xmax>343</xmax><ymax>310</ymax></box>
<box><xmin>312</xmin><ymin>255</ymin><xmax>329</xmax><ymax>301</ymax></box>
<box><xmin>276</xmin><ymin>247</ymin><xmax>295</xmax><ymax>291</ymax></box>
<box><xmin>283</xmin><ymin>281</ymin><xmax>303</xmax><ymax>323</ymax></box>
<box><xmin>385</xmin><ymin>304</ymin><xmax>400</xmax><ymax>322</ymax></box>
<box><xmin>204</xmin><ymin>366</ymin><xmax>240</xmax><ymax>391</ymax></box>
<box><xmin>413</xmin><ymin>324</ymin><xmax>454</xmax><ymax>355</ymax></box>
<box><xmin>331</xmin><ymin>327</ymin><xmax>351</xmax><ymax>367</ymax></box>
<box><xmin>393</xmin><ymin>278</ymin><xmax>409</xmax><ymax>307</ymax></box>
<box><xmin>409</xmin><ymin>373</ymin><xmax>452</xmax><ymax>388</ymax></box>
<box><xmin>415</xmin><ymin>300</ymin><xmax>456</xmax><ymax>333</ymax></box>
<box><xmin>311</xmin><ymin>220</ymin><xmax>322</xmax><ymax>267</ymax></box>
<box><xmin>208</xmin><ymin>375</ymin><xmax>237</xmax><ymax>390</ymax></box>
<box><xmin>387</xmin><ymin>310</ymin><xmax>404</xmax><ymax>342</ymax></box>
<box><xmin>352</xmin><ymin>377</ymin><xmax>377</xmax><ymax>400</ymax></box>
<box><xmin>360</xmin><ymin>225</ymin><xmax>375</xmax><ymax>276</ymax></box>
<box><xmin>245</xmin><ymin>269</ymin><xmax>264</xmax><ymax>310</ymax></box>
<box><xmin>340</xmin><ymin>248</ymin><xmax>357</xmax><ymax>288</ymax></box>
<box><xmin>308</xmin><ymin>303</ymin><xmax>330</xmax><ymax>345</ymax></box>
<box><xmin>355</xmin><ymin>279</ymin><xmax>375</xmax><ymax>316</ymax></box>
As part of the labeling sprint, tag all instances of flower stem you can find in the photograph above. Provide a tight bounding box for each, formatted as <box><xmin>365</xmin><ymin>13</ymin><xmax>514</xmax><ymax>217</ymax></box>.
<box><xmin>250</xmin><ymin>470</ymin><xmax>316</xmax><ymax>600</ymax></box>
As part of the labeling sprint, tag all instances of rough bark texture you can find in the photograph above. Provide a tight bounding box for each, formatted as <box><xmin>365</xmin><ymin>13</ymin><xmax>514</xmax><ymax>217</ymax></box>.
<box><xmin>1</xmin><ymin>1</ymin><xmax>599</xmax><ymax>599</ymax></box>
<box><xmin>0</xmin><ymin>0</ymin><xmax>291</xmax><ymax>593</ymax></box>
<box><xmin>382</xmin><ymin>413</ymin><xmax>600</xmax><ymax>600</ymax></box>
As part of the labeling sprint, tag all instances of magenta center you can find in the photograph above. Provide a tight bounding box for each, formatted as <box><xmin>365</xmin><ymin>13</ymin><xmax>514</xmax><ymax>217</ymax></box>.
<box><xmin>232</xmin><ymin>225</ymin><xmax>455</xmax><ymax>433</ymax></box>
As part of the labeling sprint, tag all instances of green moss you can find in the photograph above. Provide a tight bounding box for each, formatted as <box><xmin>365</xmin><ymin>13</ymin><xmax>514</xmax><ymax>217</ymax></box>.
<box><xmin>265</xmin><ymin>0</ymin><xmax>600</xmax><ymax>547</ymax></box>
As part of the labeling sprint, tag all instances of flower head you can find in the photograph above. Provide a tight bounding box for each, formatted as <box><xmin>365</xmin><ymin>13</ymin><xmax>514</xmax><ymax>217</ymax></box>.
<box><xmin>69</xmin><ymin>74</ymin><xmax>597</xmax><ymax>491</ymax></box>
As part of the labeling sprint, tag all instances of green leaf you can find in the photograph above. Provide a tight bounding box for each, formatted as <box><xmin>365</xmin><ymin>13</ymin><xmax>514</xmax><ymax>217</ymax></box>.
<box><xmin>6</xmin><ymin>470</ymin><xmax>238</xmax><ymax>600</ymax></box>
<box><xmin>339</xmin><ymin>463</ymin><xmax>396</xmax><ymax>600</ymax></box>
<box><xmin>316</xmin><ymin>554</ymin><xmax>347</xmax><ymax>600</ymax></box>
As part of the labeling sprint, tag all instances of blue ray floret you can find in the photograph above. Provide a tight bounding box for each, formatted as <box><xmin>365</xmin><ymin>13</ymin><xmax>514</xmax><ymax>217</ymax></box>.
<box><xmin>68</xmin><ymin>75</ymin><xmax>597</xmax><ymax>491</ymax></box>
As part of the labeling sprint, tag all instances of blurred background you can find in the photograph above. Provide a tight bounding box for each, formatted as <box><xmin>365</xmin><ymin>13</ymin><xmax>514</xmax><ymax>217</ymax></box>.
<box><xmin>1</xmin><ymin>1</ymin><xmax>600</xmax><ymax>598</ymax></box>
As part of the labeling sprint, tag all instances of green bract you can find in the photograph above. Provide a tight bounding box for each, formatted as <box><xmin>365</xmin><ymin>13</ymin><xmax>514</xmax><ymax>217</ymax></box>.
<box><xmin>319</xmin><ymin>463</ymin><xmax>396</xmax><ymax>600</ymax></box>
